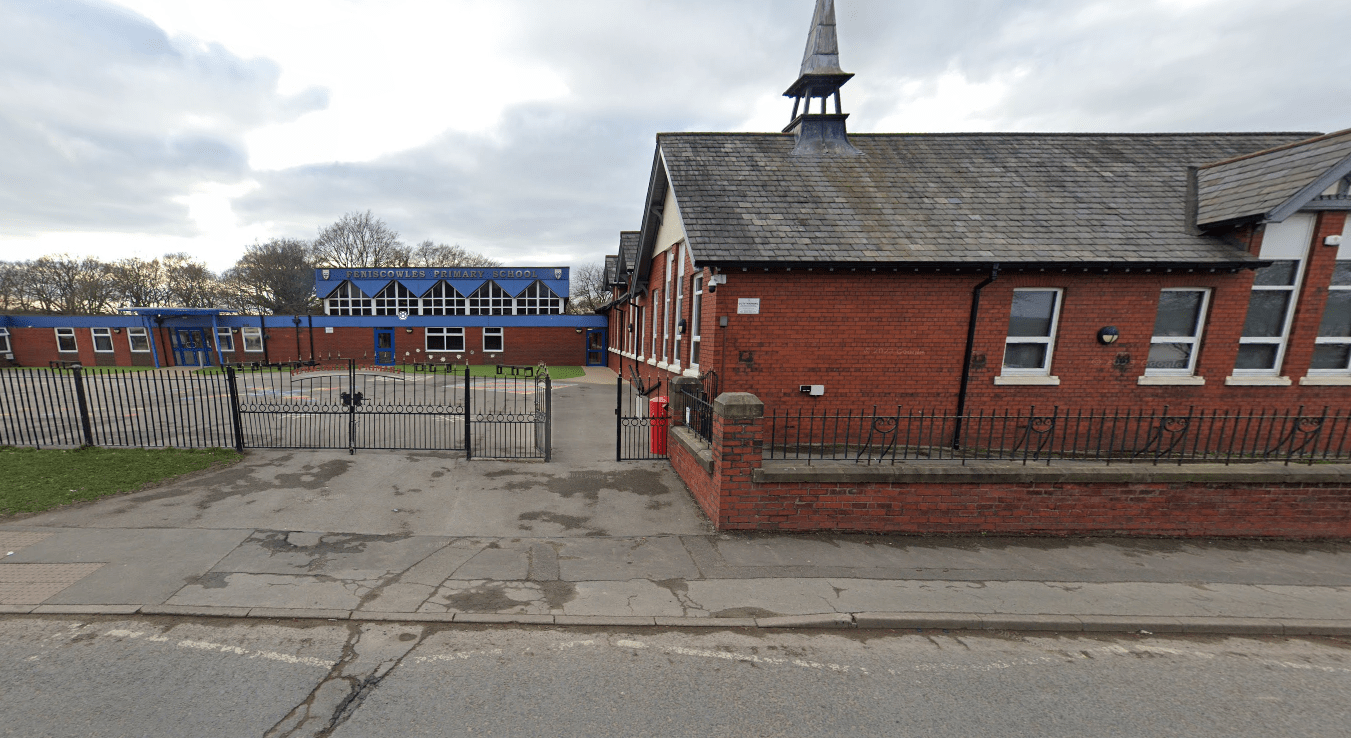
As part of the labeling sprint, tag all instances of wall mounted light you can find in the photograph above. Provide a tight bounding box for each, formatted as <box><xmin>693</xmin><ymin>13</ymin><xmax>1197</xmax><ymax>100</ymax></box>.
<box><xmin>1097</xmin><ymin>326</ymin><xmax>1120</xmax><ymax>345</ymax></box>
<box><xmin>575</xmin><ymin>328</ymin><xmax>583</xmax><ymax>334</ymax></box>
<box><xmin>405</xmin><ymin>327</ymin><xmax>413</xmax><ymax>333</ymax></box>
<box><xmin>112</xmin><ymin>327</ymin><xmax>121</xmax><ymax>333</ymax></box>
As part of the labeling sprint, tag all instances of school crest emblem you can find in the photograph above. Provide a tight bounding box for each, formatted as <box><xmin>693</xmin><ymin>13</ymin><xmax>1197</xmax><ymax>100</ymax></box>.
<box><xmin>554</xmin><ymin>269</ymin><xmax>562</xmax><ymax>279</ymax></box>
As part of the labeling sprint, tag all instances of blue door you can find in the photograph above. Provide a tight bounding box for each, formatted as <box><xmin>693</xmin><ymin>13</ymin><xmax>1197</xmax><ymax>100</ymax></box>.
<box><xmin>171</xmin><ymin>329</ymin><xmax>211</xmax><ymax>367</ymax></box>
<box><xmin>585</xmin><ymin>329</ymin><xmax>606</xmax><ymax>366</ymax></box>
<box><xmin>374</xmin><ymin>328</ymin><xmax>395</xmax><ymax>366</ymax></box>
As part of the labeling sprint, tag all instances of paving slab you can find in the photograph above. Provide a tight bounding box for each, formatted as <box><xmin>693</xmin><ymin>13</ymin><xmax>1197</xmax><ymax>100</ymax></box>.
<box><xmin>555</xmin><ymin>537</ymin><xmax>700</xmax><ymax>581</ymax></box>
<box><xmin>168</xmin><ymin>572</ymin><xmax>380</xmax><ymax>611</ymax></box>
<box><xmin>11</xmin><ymin>528</ymin><xmax>250</xmax><ymax>606</ymax></box>
<box><xmin>208</xmin><ymin>531</ymin><xmax>450</xmax><ymax>580</ymax></box>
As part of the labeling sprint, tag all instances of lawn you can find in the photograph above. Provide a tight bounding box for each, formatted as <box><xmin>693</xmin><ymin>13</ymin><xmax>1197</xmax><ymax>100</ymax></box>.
<box><xmin>0</xmin><ymin>446</ymin><xmax>242</xmax><ymax>515</ymax></box>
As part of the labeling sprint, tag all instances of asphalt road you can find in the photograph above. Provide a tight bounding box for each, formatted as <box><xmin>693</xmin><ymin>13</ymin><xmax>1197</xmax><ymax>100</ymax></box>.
<box><xmin>1</xmin><ymin>616</ymin><xmax>1347</xmax><ymax>737</ymax></box>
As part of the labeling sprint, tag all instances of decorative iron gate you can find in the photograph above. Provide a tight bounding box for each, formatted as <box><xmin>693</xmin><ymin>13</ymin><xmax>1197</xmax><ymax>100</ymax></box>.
<box><xmin>230</xmin><ymin>361</ymin><xmax>550</xmax><ymax>458</ymax></box>
<box><xmin>616</xmin><ymin>367</ymin><xmax>668</xmax><ymax>461</ymax></box>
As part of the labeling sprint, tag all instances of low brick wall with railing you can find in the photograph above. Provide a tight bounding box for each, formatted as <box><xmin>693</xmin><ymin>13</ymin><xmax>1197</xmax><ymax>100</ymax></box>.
<box><xmin>665</xmin><ymin>394</ymin><xmax>1351</xmax><ymax>538</ymax></box>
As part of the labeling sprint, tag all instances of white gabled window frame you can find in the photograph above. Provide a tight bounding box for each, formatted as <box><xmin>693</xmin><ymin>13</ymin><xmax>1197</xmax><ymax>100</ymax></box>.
<box><xmin>1310</xmin><ymin>246</ymin><xmax>1351</xmax><ymax>375</ymax></box>
<box><xmin>998</xmin><ymin>288</ymin><xmax>1063</xmax><ymax>381</ymax></box>
<box><xmin>1233</xmin><ymin>214</ymin><xmax>1314</xmax><ymax>378</ymax></box>
<box><xmin>0</xmin><ymin>327</ymin><xmax>11</xmax><ymax>354</ymax></box>
<box><xmin>55</xmin><ymin>327</ymin><xmax>78</xmax><ymax>353</ymax></box>
<box><xmin>1144</xmin><ymin>288</ymin><xmax>1211</xmax><ymax>377</ymax></box>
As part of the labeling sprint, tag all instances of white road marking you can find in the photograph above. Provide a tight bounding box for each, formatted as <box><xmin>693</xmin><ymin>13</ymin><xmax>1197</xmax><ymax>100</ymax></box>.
<box><xmin>176</xmin><ymin>639</ymin><xmax>336</xmax><ymax>668</ymax></box>
<box><xmin>411</xmin><ymin>648</ymin><xmax>503</xmax><ymax>664</ymax></box>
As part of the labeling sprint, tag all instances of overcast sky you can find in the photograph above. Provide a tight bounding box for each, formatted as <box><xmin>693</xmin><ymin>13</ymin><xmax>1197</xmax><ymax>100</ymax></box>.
<box><xmin>4</xmin><ymin>0</ymin><xmax>1351</xmax><ymax>272</ymax></box>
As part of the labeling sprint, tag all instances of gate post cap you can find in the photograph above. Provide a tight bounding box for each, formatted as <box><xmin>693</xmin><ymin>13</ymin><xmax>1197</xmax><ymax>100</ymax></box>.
<box><xmin>713</xmin><ymin>392</ymin><xmax>763</xmax><ymax>419</ymax></box>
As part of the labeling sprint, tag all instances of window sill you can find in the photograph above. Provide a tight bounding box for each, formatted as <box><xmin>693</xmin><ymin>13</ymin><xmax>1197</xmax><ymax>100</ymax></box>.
<box><xmin>683</xmin><ymin>366</ymin><xmax>700</xmax><ymax>378</ymax></box>
<box><xmin>1137</xmin><ymin>375</ymin><xmax>1205</xmax><ymax>386</ymax></box>
<box><xmin>994</xmin><ymin>375</ymin><xmax>1060</xmax><ymax>386</ymax></box>
<box><xmin>1224</xmin><ymin>375</ymin><xmax>1292</xmax><ymax>386</ymax></box>
<box><xmin>647</xmin><ymin>358</ymin><xmax>657</xmax><ymax>366</ymax></box>
<box><xmin>1300</xmin><ymin>375</ymin><xmax>1351</xmax><ymax>386</ymax></box>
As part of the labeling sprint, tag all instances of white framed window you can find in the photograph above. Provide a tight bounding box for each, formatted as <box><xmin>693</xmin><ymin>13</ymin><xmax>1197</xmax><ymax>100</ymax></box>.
<box><xmin>421</xmin><ymin>282</ymin><xmax>466</xmax><ymax>315</ymax></box>
<box><xmin>1235</xmin><ymin>214</ymin><xmax>1313</xmax><ymax>375</ymax></box>
<box><xmin>673</xmin><ymin>246</ymin><xmax>686</xmax><ymax>366</ymax></box>
<box><xmin>0</xmin><ymin>327</ymin><xmax>10</xmax><ymax>354</ymax></box>
<box><xmin>216</xmin><ymin>327</ymin><xmax>235</xmax><ymax>353</ymax></box>
<box><xmin>1000</xmin><ymin>289</ymin><xmax>1062</xmax><ymax>377</ymax></box>
<box><xmin>515</xmin><ymin>281</ymin><xmax>563</xmax><ymax>315</ymax></box>
<box><xmin>91</xmin><ymin>328</ymin><xmax>114</xmax><ymax>353</ymax></box>
<box><xmin>426</xmin><ymin>327</ymin><xmax>464</xmax><ymax>352</ymax></box>
<box><xmin>649</xmin><ymin>290</ymin><xmax>658</xmax><ymax>359</ymax></box>
<box><xmin>689</xmin><ymin>273</ymin><xmax>703</xmax><ymax>368</ymax></box>
<box><xmin>127</xmin><ymin>327</ymin><xmax>150</xmax><ymax>352</ymax></box>
<box><xmin>468</xmin><ymin>282</ymin><xmax>512</xmax><ymax>315</ymax></box>
<box><xmin>1311</xmin><ymin>257</ymin><xmax>1351</xmax><ymax>373</ymax></box>
<box><xmin>483</xmin><ymin>327</ymin><xmax>504</xmax><ymax>353</ymax></box>
<box><xmin>373</xmin><ymin>282</ymin><xmax>418</xmax><ymax>316</ymax></box>
<box><xmin>663</xmin><ymin>252</ymin><xmax>674</xmax><ymax>363</ymax></box>
<box><xmin>325</xmin><ymin>282</ymin><xmax>373</xmax><ymax>316</ymax></box>
<box><xmin>55</xmin><ymin>327</ymin><xmax>78</xmax><ymax>352</ymax></box>
<box><xmin>1145</xmin><ymin>289</ymin><xmax>1210</xmax><ymax>376</ymax></box>
<box><xmin>241</xmin><ymin>326</ymin><xmax>264</xmax><ymax>352</ymax></box>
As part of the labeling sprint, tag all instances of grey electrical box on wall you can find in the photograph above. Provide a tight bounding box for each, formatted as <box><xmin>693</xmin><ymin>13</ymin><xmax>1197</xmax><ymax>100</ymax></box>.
<box><xmin>799</xmin><ymin>385</ymin><xmax>825</xmax><ymax>396</ymax></box>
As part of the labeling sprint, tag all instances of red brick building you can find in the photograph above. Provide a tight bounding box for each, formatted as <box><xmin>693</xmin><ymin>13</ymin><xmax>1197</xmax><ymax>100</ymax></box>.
<box><xmin>603</xmin><ymin>4</ymin><xmax>1351</xmax><ymax>419</ymax></box>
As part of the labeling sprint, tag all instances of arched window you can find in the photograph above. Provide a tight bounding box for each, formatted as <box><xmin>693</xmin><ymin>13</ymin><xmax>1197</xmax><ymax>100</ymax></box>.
<box><xmin>468</xmin><ymin>282</ymin><xmax>513</xmax><ymax>315</ymax></box>
<box><xmin>325</xmin><ymin>282</ymin><xmax>373</xmax><ymax>315</ymax></box>
<box><xmin>421</xmin><ymin>282</ymin><xmax>466</xmax><ymax>315</ymax></box>
<box><xmin>373</xmin><ymin>282</ymin><xmax>418</xmax><ymax>315</ymax></box>
<box><xmin>516</xmin><ymin>281</ymin><xmax>563</xmax><ymax>315</ymax></box>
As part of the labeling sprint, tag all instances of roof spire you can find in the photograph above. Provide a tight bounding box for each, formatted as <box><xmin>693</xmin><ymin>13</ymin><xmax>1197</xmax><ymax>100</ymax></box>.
<box><xmin>799</xmin><ymin>0</ymin><xmax>844</xmax><ymax>76</ymax></box>
<box><xmin>783</xmin><ymin>0</ymin><xmax>859</xmax><ymax>156</ymax></box>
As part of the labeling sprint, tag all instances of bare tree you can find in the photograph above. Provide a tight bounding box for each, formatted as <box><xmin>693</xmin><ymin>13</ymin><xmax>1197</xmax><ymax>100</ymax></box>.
<box><xmin>222</xmin><ymin>238</ymin><xmax>316</xmax><ymax>314</ymax></box>
<box><xmin>162</xmin><ymin>253</ymin><xmax>220</xmax><ymax>308</ymax></box>
<box><xmin>0</xmin><ymin>261</ymin><xmax>30</xmax><ymax>313</ymax></box>
<box><xmin>567</xmin><ymin>261</ymin><xmax>609</xmax><ymax>314</ymax></box>
<box><xmin>24</xmin><ymin>255</ymin><xmax>119</xmax><ymax>314</ymax></box>
<box><xmin>111</xmin><ymin>257</ymin><xmax>167</xmax><ymax>308</ymax></box>
<box><xmin>311</xmin><ymin>210</ymin><xmax>408</xmax><ymax>268</ymax></box>
<box><xmin>405</xmin><ymin>240</ymin><xmax>500</xmax><ymax>268</ymax></box>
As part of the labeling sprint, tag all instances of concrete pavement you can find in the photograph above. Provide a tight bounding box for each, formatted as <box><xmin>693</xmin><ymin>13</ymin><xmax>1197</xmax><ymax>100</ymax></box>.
<box><xmin>2</xmin><ymin>371</ymin><xmax>1350</xmax><ymax>634</ymax></box>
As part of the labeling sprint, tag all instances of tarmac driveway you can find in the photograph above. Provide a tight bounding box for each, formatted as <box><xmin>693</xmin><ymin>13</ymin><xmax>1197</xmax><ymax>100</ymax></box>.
<box><xmin>14</xmin><ymin>369</ymin><xmax>713</xmax><ymax>537</ymax></box>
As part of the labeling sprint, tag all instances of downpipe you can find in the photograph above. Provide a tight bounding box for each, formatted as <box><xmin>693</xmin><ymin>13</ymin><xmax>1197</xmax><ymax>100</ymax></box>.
<box><xmin>953</xmin><ymin>263</ymin><xmax>999</xmax><ymax>449</ymax></box>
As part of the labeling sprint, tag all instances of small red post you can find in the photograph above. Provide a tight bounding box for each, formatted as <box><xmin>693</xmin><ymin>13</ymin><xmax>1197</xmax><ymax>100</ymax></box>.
<box><xmin>649</xmin><ymin>395</ymin><xmax>670</xmax><ymax>454</ymax></box>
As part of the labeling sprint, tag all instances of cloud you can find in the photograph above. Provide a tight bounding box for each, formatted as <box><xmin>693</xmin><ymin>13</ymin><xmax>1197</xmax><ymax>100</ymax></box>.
<box><xmin>0</xmin><ymin>0</ymin><xmax>325</xmax><ymax>236</ymax></box>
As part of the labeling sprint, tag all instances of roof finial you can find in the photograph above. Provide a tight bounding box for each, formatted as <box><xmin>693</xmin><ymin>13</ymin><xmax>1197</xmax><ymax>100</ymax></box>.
<box><xmin>800</xmin><ymin>0</ymin><xmax>844</xmax><ymax>76</ymax></box>
<box><xmin>783</xmin><ymin>0</ymin><xmax>859</xmax><ymax>156</ymax></box>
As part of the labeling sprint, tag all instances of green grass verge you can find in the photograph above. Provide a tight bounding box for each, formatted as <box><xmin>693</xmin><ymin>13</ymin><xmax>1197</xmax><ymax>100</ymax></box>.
<box><xmin>0</xmin><ymin>446</ymin><xmax>242</xmax><ymax>515</ymax></box>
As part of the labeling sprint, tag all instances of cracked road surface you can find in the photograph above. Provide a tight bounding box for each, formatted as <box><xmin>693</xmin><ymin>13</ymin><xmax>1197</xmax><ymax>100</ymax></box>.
<box><xmin>1</xmin><ymin>616</ymin><xmax>1348</xmax><ymax>737</ymax></box>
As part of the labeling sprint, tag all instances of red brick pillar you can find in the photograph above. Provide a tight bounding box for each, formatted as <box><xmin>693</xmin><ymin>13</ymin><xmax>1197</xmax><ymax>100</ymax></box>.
<box><xmin>711</xmin><ymin>392</ymin><xmax>763</xmax><ymax>528</ymax></box>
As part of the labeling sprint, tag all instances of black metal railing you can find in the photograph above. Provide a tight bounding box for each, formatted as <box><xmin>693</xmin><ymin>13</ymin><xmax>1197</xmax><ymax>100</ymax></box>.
<box><xmin>0</xmin><ymin>365</ymin><xmax>236</xmax><ymax>450</ymax></box>
<box><xmin>0</xmin><ymin>362</ymin><xmax>552</xmax><ymax>459</ymax></box>
<box><xmin>767</xmin><ymin>405</ymin><xmax>1351</xmax><ymax>466</ymax></box>
<box><xmin>616</xmin><ymin>368</ymin><xmax>668</xmax><ymax>460</ymax></box>
<box><xmin>678</xmin><ymin>387</ymin><xmax>714</xmax><ymax>445</ymax></box>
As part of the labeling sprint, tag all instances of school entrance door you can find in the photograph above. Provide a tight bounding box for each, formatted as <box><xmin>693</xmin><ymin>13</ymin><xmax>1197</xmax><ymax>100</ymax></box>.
<box><xmin>374</xmin><ymin>328</ymin><xmax>395</xmax><ymax>366</ymax></box>
<box><xmin>171</xmin><ymin>328</ymin><xmax>212</xmax><ymax>367</ymax></box>
<box><xmin>585</xmin><ymin>329</ymin><xmax>606</xmax><ymax>366</ymax></box>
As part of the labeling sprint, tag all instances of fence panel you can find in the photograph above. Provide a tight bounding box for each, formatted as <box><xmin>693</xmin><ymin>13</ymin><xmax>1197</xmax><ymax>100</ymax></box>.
<box><xmin>616</xmin><ymin>369</ymin><xmax>668</xmax><ymax>461</ymax></box>
<box><xmin>766</xmin><ymin>406</ymin><xmax>1351</xmax><ymax>466</ymax></box>
<box><xmin>469</xmin><ymin>367</ymin><xmax>550</xmax><ymax>460</ymax></box>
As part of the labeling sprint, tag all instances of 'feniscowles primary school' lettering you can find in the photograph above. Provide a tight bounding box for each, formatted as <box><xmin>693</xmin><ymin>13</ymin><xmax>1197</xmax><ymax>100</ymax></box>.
<box><xmin>335</xmin><ymin>269</ymin><xmax>554</xmax><ymax>280</ymax></box>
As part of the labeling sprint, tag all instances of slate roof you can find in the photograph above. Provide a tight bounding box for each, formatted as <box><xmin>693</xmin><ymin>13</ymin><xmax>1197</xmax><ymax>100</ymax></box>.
<box><xmin>1196</xmin><ymin>128</ymin><xmax>1351</xmax><ymax>227</ymax></box>
<box><xmin>617</xmin><ymin>230</ymin><xmax>640</xmax><ymax>280</ymax></box>
<box><xmin>657</xmin><ymin>132</ymin><xmax>1315</xmax><ymax>266</ymax></box>
<box><xmin>604</xmin><ymin>254</ymin><xmax>618</xmax><ymax>286</ymax></box>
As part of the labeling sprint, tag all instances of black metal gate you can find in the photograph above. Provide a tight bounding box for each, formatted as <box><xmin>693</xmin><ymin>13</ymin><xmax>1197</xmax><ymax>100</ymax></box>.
<box><xmin>230</xmin><ymin>361</ymin><xmax>549</xmax><ymax>458</ymax></box>
<box><xmin>616</xmin><ymin>367</ymin><xmax>668</xmax><ymax>460</ymax></box>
